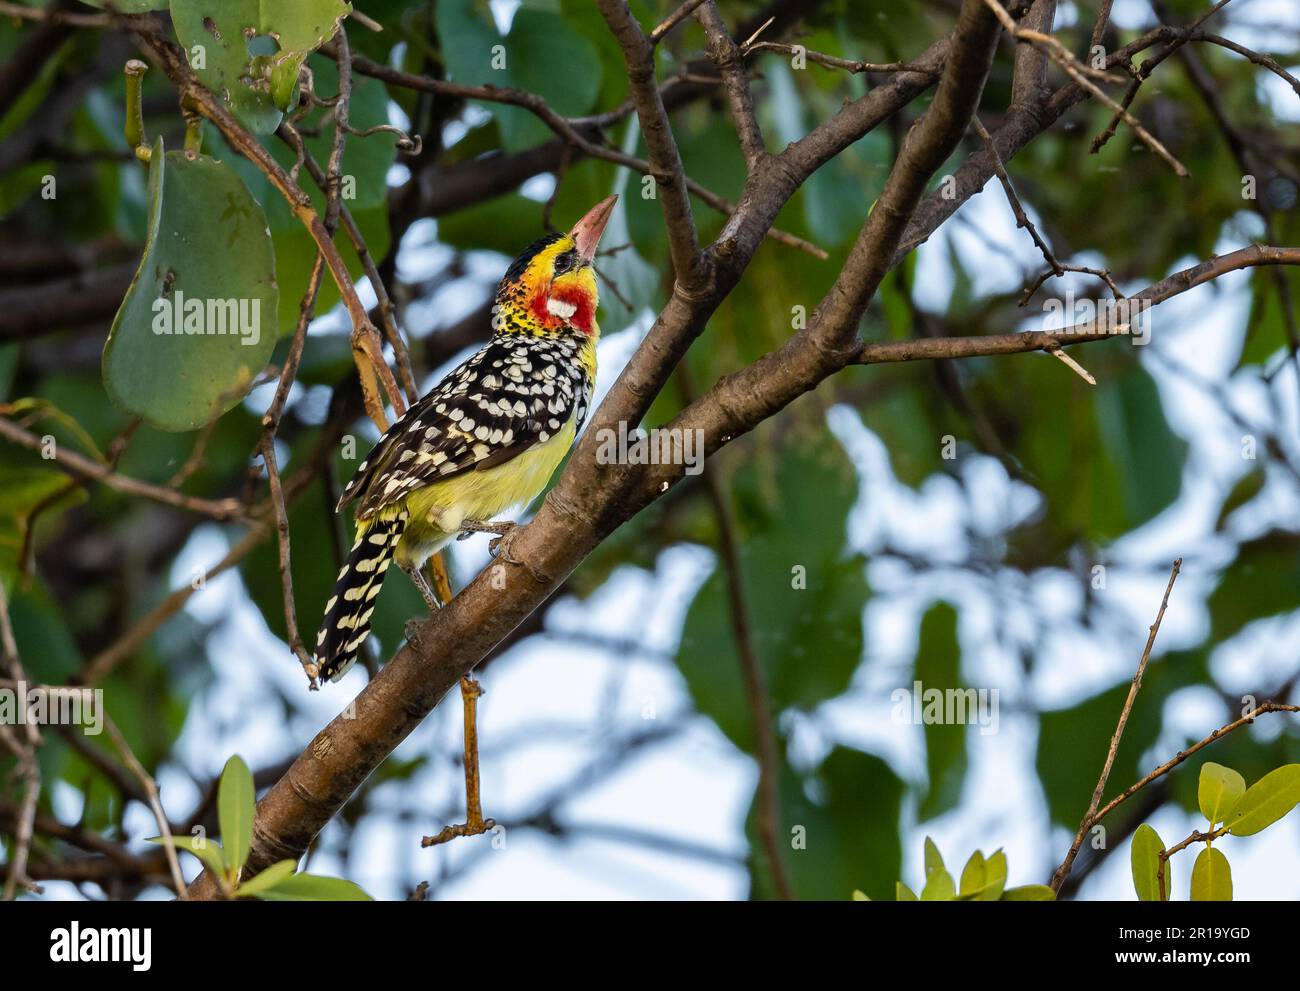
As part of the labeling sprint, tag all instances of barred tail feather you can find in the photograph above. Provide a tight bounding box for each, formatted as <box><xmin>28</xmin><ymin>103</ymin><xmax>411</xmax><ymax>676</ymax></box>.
<box><xmin>314</xmin><ymin>511</ymin><xmax>407</xmax><ymax>682</ymax></box>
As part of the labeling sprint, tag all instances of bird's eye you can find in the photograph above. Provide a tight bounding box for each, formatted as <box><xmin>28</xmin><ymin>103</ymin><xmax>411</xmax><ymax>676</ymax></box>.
<box><xmin>553</xmin><ymin>250</ymin><xmax>578</xmax><ymax>276</ymax></box>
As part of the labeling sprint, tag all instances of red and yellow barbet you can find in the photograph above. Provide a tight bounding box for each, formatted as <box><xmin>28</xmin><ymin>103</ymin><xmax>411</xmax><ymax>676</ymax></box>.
<box><xmin>314</xmin><ymin>196</ymin><xmax>618</xmax><ymax>681</ymax></box>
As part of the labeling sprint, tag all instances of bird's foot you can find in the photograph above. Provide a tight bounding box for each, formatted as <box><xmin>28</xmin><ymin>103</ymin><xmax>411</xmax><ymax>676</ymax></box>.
<box><xmin>460</xmin><ymin>520</ymin><xmax>550</xmax><ymax>584</ymax></box>
<box><xmin>399</xmin><ymin>560</ymin><xmax>442</xmax><ymax>613</ymax></box>
<box><xmin>404</xmin><ymin>617</ymin><xmax>426</xmax><ymax>647</ymax></box>
<box><xmin>458</xmin><ymin>518</ymin><xmax>517</xmax><ymax>544</ymax></box>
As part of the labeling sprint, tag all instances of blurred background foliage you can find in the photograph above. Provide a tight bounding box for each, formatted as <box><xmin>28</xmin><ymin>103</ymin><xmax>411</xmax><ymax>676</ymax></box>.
<box><xmin>1</xmin><ymin>0</ymin><xmax>1299</xmax><ymax>900</ymax></box>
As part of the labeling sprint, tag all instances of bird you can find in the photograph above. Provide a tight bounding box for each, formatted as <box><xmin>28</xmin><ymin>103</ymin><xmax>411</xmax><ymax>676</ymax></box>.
<box><xmin>313</xmin><ymin>195</ymin><xmax>618</xmax><ymax>683</ymax></box>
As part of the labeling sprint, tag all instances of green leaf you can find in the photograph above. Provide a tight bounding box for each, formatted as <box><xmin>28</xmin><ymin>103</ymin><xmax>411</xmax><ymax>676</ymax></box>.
<box><xmin>235</xmin><ymin>859</ymin><xmax>299</xmax><ymax>897</ymax></box>
<box><xmin>959</xmin><ymin>849</ymin><xmax>986</xmax><ymax>895</ymax></box>
<box><xmin>253</xmin><ymin>872</ymin><xmax>373</xmax><ymax>901</ymax></box>
<box><xmin>958</xmin><ymin>849</ymin><xmax>1007</xmax><ymax>901</ymax></box>
<box><xmin>0</xmin><ymin>467</ymin><xmax>88</xmax><ymax>593</ymax></box>
<box><xmin>149</xmin><ymin>833</ymin><xmax>225</xmax><ymax>878</ymax></box>
<box><xmin>1130</xmin><ymin>824</ymin><xmax>1169</xmax><ymax>901</ymax></box>
<box><xmin>1225</xmin><ymin>764</ymin><xmax>1300</xmax><ymax>836</ymax></box>
<box><xmin>973</xmin><ymin>351</ymin><xmax>1186</xmax><ymax>543</ymax></box>
<box><xmin>1198</xmin><ymin>762</ymin><xmax>1246</xmax><ymax>825</ymax></box>
<box><xmin>1209</xmin><ymin>535</ymin><xmax>1300</xmax><ymax>642</ymax></box>
<box><xmin>1214</xmin><ymin>469</ymin><xmax>1265</xmax><ymax>530</ymax></box>
<box><xmin>170</xmin><ymin>0</ymin><xmax>352</xmax><ymax>133</ymax></box>
<box><xmin>1001</xmin><ymin>885</ymin><xmax>1056</xmax><ymax>901</ymax></box>
<box><xmin>919</xmin><ymin>837</ymin><xmax>954</xmax><ymax>900</ymax></box>
<box><xmin>102</xmin><ymin>139</ymin><xmax>278</xmax><ymax>431</ymax></box>
<box><xmin>218</xmin><ymin>754</ymin><xmax>256</xmax><ymax>874</ymax></box>
<box><xmin>923</xmin><ymin>836</ymin><xmax>946</xmax><ymax>879</ymax></box>
<box><xmin>435</xmin><ymin>0</ymin><xmax>602</xmax><ymax>151</ymax></box>
<box><xmin>1190</xmin><ymin>847</ymin><xmax>1233</xmax><ymax>901</ymax></box>
<box><xmin>677</xmin><ymin>435</ymin><xmax>866</xmax><ymax>750</ymax></box>
<box><xmin>920</xmin><ymin>866</ymin><xmax>956</xmax><ymax>901</ymax></box>
<box><xmin>895</xmin><ymin>881</ymin><xmax>918</xmax><ymax>902</ymax></box>
<box><xmin>747</xmin><ymin>747</ymin><xmax>903</xmax><ymax>901</ymax></box>
<box><xmin>851</xmin><ymin>889</ymin><xmax>870</xmax><ymax>901</ymax></box>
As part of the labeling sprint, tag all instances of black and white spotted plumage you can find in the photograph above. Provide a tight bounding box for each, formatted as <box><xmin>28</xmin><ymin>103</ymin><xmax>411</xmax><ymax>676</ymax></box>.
<box><xmin>338</xmin><ymin>334</ymin><xmax>594</xmax><ymax>521</ymax></box>
<box><xmin>314</xmin><ymin>511</ymin><xmax>407</xmax><ymax>681</ymax></box>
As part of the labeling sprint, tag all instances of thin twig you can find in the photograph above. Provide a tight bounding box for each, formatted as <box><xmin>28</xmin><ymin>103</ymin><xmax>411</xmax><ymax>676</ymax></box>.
<box><xmin>972</xmin><ymin>116</ymin><xmax>1062</xmax><ymax>276</ymax></box>
<box><xmin>0</xmin><ymin>0</ymin><xmax>107</xmax><ymax>28</ymax></box>
<box><xmin>0</xmin><ymin>416</ymin><xmax>243</xmax><ymax>521</ymax></box>
<box><xmin>597</xmin><ymin>0</ymin><xmax>703</xmax><ymax>288</ymax></box>
<box><xmin>744</xmin><ymin>41</ymin><xmax>939</xmax><ymax>76</ymax></box>
<box><xmin>702</xmin><ymin>464</ymin><xmax>794</xmax><ymax>900</ymax></box>
<box><xmin>287</xmin><ymin>142</ymin><xmax>420</xmax><ymax>404</ymax></box>
<box><xmin>101</xmin><ymin>714</ymin><xmax>187</xmax><ymax>899</ymax></box>
<box><xmin>0</xmin><ymin>584</ymin><xmax>41</xmax><ymax>900</ymax></box>
<box><xmin>1050</xmin><ymin>559</ymin><xmax>1182</xmax><ymax>892</ymax></box>
<box><xmin>261</xmin><ymin>437</ymin><xmax>318</xmax><ymax>685</ymax></box>
<box><xmin>1094</xmin><ymin>701</ymin><xmax>1300</xmax><ymax>826</ymax></box>
<box><xmin>698</xmin><ymin>1</ymin><xmax>766</xmax><ymax>171</ymax></box>
<box><xmin>649</xmin><ymin>0</ymin><xmax>708</xmax><ymax>44</ymax></box>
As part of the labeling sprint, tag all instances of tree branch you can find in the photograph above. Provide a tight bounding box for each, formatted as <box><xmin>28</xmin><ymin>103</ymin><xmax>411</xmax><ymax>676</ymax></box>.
<box><xmin>596</xmin><ymin>0</ymin><xmax>703</xmax><ymax>290</ymax></box>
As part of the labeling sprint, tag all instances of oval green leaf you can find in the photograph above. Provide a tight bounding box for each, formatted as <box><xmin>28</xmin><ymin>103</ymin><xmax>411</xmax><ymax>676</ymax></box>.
<box><xmin>964</xmin><ymin>849</ymin><xmax>1007</xmax><ymax>901</ymax></box>
<box><xmin>959</xmin><ymin>849</ymin><xmax>986</xmax><ymax>896</ymax></box>
<box><xmin>1225</xmin><ymin>764</ymin><xmax>1300</xmax><ymax>836</ymax></box>
<box><xmin>1198</xmin><ymin>762</ymin><xmax>1246</xmax><ymax>825</ymax></box>
<box><xmin>236</xmin><ymin>859</ymin><xmax>299</xmax><ymax>898</ymax></box>
<box><xmin>1130</xmin><ymin>823</ymin><xmax>1169</xmax><ymax>901</ymax></box>
<box><xmin>1190</xmin><ymin>847</ymin><xmax>1233</xmax><ymax>901</ymax></box>
<box><xmin>217</xmin><ymin>754</ymin><xmax>256</xmax><ymax>875</ymax></box>
<box><xmin>102</xmin><ymin>139</ymin><xmax>278</xmax><ymax>431</ymax></box>
<box><xmin>920</xmin><ymin>868</ymin><xmax>956</xmax><ymax>901</ymax></box>
<box><xmin>923</xmin><ymin>836</ymin><xmax>946</xmax><ymax>879</ymax></box>
<box><xmin>1001</xmin><ymin>885</ymin><xmax>1056</xmax><ymax>901</ymax></box>
<box><xmin>149</xmin><ymin>833</ymin><xmax>225</xmax><ymax>878</ymax></box>
<box><xmin>895</xmin><ymin>881</ymin><xmax>918</xmax><ymax>902</ymax></box>
<box><xmin>253</xmin><ymin>872</ymin><xmax>372</xmax><ymax>901</ymax></box>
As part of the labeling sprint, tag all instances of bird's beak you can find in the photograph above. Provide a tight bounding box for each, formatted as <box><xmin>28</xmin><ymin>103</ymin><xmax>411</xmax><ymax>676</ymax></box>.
<box><xmin>569</xmin><ymin>194</ymin><xmax>618</xmax><ymax>264</ymax></box>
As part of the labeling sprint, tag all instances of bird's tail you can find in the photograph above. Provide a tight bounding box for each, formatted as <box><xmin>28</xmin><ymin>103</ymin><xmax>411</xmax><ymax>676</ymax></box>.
<box><xmin>314</xmin><ymin>510</ymin><xmax>408</xmax><ymax>683</ymax></box>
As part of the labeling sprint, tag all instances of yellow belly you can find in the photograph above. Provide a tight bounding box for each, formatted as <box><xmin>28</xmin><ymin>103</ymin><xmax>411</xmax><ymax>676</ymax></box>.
<box><xmin>389</xmin><ymin>416</ymin><xmax>578</xmax><ymax>569</ymax></box>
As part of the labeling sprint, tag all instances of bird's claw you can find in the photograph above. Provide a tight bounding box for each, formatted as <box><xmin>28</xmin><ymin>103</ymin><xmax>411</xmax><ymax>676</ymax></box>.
<box><xmin>458</xmin><ymin>519</ymin><xmax>549</xmax><ymax>584</ymax></box>
<box><xmin>493</xmin><ymin>525</ymin><xmax>551</xmax><ymax>585</ymax></box>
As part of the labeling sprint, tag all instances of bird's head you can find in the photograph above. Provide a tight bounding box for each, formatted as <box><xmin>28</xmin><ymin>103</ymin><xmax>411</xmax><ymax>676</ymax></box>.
<box><xmin>493</xmin><ymin>195</ymin><xmax>617</xmax><ymax>338</ymax></box>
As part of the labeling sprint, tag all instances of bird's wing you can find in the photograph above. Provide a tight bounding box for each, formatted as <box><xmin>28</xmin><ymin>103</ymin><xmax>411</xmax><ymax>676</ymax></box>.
<box><xmin>338</xmin><ymin>337</ymin><xmax>590</xmax><ymax>520</ymax></box>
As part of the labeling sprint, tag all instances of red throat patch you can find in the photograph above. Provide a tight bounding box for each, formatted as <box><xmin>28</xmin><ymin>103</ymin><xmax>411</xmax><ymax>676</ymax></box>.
<box><xmin>530</xmin><ymin>283</ymin><xmax>596</xmax><ymax>335</ymax></box>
